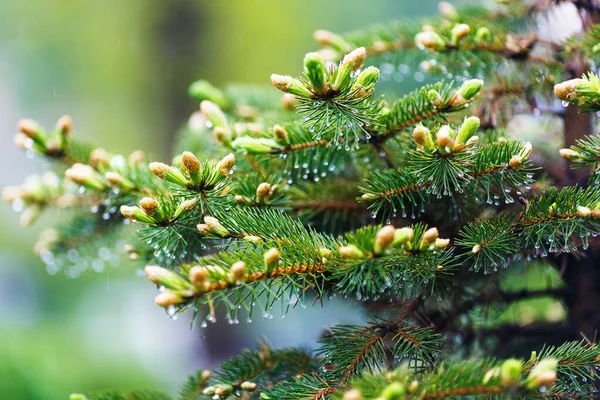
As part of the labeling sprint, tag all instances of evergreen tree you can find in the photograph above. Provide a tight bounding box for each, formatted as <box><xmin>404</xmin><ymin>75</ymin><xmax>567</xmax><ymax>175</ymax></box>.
<box><xmin>7</xmin><ymin>1</ymin><xmax>600</xmax><ymax>399</ymax></box>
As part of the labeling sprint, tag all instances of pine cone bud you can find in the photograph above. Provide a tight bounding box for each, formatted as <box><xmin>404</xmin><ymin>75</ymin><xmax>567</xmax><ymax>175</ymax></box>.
<box><xmin>415</xmin><ymin>31</ymin><xmax>445</xmax><ymax>51</ymax></box>
<box><xmin>341</xmin><ymin>47</ymin><xmax>367</xmax><ymax>71</ymax></box>
<box><xmin>577</xmin><ymin>206</ymin><xmax>592</xmax><ymax>218</ymax></box>
<box><xmin>128</xmin><ymin>150</ymin><xmax>145</xmax><ymax>165</ymax></box>
<box><xmin>342</xmin><ymin>389</ymin><xmax>362</xmax><ymax>400</ymax></box>
<box><xmin>427</xmin><ymin>89</ymin><xmax>444</xmax><ymax>107</ymax></box>
<box><xmin>451</xmin><ymin>23</ymin><xmax>470</xmax><ymax>43</ymax></box>
<box><xmin>273</xmin><ymin>125</ymin><xmax>289</xmax><ymax>143</ymax></box>
<box><xmin>434</xmin><ymin>238</ymin><xmax>450</xmax><ymax>249</ymax></box>
<box><xmin>438</xmin><ymin>1</ymin><xmax>458</xmax><ymax>18</ymax></box>
<box><xmin>105</xmin><ymin>172</ymin><xmax>135</xmax><ymax>190</ymax></box>
<box><xmin>65</xmin><ymin>163</ymin><xmax>106</xmax><ymax>190</ymax></box>
<box><xmin>525</xmin><ymin>358</ymin><xmax>558</xmax><ymax>390</ymax></box>
<box><xmin>355</xmin><ymin>66</ymin><xmax>380</xmax><ymax>88</ymax></box>
<box><xmin>408</xmin><ymin>380</ymin><xmax>419</xmax><ymax>393</ymax></box>
<box><xmin>413</xmin><ymin>124</ymin><xmax>435</xmax><ymax>150</ymax></box>
<box><xmin>217</xmin><ymin>153</ymin><xmax>235</xmax><ymax>175</ymax></box>
<box><xmin>200</xmin><ymin>100</ymin><xmax>228</xmax><ymax>128</ymax></box>
<box><xmin>14</xmin><ymin>132</ymin><xmax>30</xmax><ymax>150</ymax></box>
<box><xmin>181</xmin><ymin>151</ymin><xmax>201</xmax><ymax>175</ymax></box>
<box><xmin>149</xmin><ymin>162</ymin><xmax>189</xmax><ymax>187</ymax></box>
<box><xmin>57</xmin><ymin>115</ymin><xmax>73</xmax><ymax>138</ymax></box>
<box><xmin>304</xmin><ymin>52</ymin><xmax>328</xmax><ymax>93</ymax></box>
<box><xmin>229</xmin><ymin>261</ymin><xmax>247</xmax><ymax>282</ymax></box>
<box><xmin>436</xmin><ymin>125</ymin><xmax>454</xmax><ymax>149</ymax></box>
<box><xmin>379</xmin><ymin>382</ymin><xmax>406</xmax><ymax>399</ymax></box>
<box><xmin>145</xmin><ymin>265</ymin><xmax>191</xmax><ymax>291</ymax></box>
<box><xmin>155</xmin><ymin>291</ymin><xmax>183</xmax><ymax>308</ymax></box>
<box><xmin>454</xmin><ymin>116</ymin><xmax>480</xmax><ymax>151</ymax></box>
<box><xmin>264</xmin><ymin>248</ymin><xmax>281</xmax><ymax>266</ymax></box>
<box><xmin>559</xmin><ymin>148</ymin><xmax>580</xmax><ymax>161</ymax></box>
<box><xmin>204</xmin><ymin>216</ymin><xmax>229</xmax><ymax>237</ymax></box>
<box><xmin>475</xmin><ymin>27</ymin><xmax>492</xmax><ymax>43</ymax></box>
<box><xmin>509</xmin><ymin>155</ymin><xmax>523</xmax><ymax>169</ymax></box>
<box><xmin>500</xmin><ymin>359</ymin><xmax>522</xmax><ymax>386</ymax></box>
<box><xmin>553</xmin><ymin>78</ymin><xmax>583</xmax><ymax>101</ymax></box>
<box><xmin>139</xmin><ymin>197</ymin><xmax>158</xmax><ymax>216</ymax></box>
<box><xmin>392</xmin><ymin>227</ymin><xmax>414</xmax><ymax>247</ymax></box>
<box><xmin>458</xmin><ymin>79</ymin><xmax>484</xmax><ymax>101</ymax></box>
<box><xmin>338</xmin><ymin>244</ymin><xmax>366</xmax><ymax>259</ymax></box>
<box><xmin>313</xmin><ymin>29</ymin><xmax>352</xmax><ymax>52</ymax></box>
<box><xmin>90</xmin><ymin>148</ymin><xmax>109</xmax><ymax>169</ymax></box>
<box><xmin>18</xmin><ymin>118</ymin><xmax>47</xmax><ymax>149</ymax></box>
<box><xmin>281</xmin><ymin>93</ymin><xmax>297</xmax><ymax>110</ymax></box>
<box><xmin>189</xmin><ymin>266</ymin><xmax>209</xmax><ymax>288</ymax></box>
<box><xmin>421</xmin><ymin>227</ymin><xmax>439</xmax><ymax>246</ymax></box>
<box><xmin>374</xmin><ymin>225</ymin><xmax>396</xmax><ymax>254</ymax></box>
<box><xmin>231</xmin><ymin>136</ymin><xmax>282</xmax><ymax>154</ymax></box>
<box><xmin>188</xmin><ymin>79</ymin><xmax>227</xmax><ymax>107</ymax></box>
<box><xmin>519</xmin><ymin>142</ymin><xmax>533</xmax><ymax>159</ymax></box>
<box><xmin>270</xmin><ymin>74</ymin><xmax>313</xmax><ymax>98</ymax></box>
<box><xmin>240</xmin><ymin>381</ymin><xmax>257</xmax><ymax>391</ymax></box>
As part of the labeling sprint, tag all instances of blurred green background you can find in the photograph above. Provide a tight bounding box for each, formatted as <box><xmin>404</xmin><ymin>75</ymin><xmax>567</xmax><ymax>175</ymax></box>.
<box><xmin>0</xmin><ymin>1</ymin><xmax>451</xmax><ymax>398</ymax></box>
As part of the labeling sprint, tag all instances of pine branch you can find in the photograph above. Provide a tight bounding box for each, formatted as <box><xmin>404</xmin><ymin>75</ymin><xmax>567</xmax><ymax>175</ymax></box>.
<box><xmin>317</xmin><ymin>320</ymin><xmax>442</xmax><ymax>381</ymax></box>
<box><xmin>70</xmin><ymin>390</ymin><xmax>172</xmax><ymax>400</ymax></box>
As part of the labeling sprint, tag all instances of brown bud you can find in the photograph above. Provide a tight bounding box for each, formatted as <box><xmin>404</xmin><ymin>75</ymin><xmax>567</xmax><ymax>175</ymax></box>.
<box><xmin>264</xmin><ymin>248</ymin><xmax>281</xmax><ymax>265</ymax></box>
<box><xmin>509</xmin><ymin>155</ymin><xmax>523</xmax><ymax>169</ymax></box>
<box><xmin>57</xmin><ymin>115</ymin><xmax>73</xmax><ymax>136</ymax></box>
<box><xmin>256</xmin><ymin>182</ymin><xmax>272</xmax><ymax>199</ymax></box>
<box><xmin>189</xmin><ymin>266</ymin><xmax>209</xmax><ymax>288</ymax></box>
<box><xmin>139</xmin><ymin>197</ymin><xmax>158</xmax><ymax>216</ymax></box>
<box><xmin>154</xmin><ymin>291</ymin><xmax>182</xmax><ymax>308</ymax></box>
<box><xmin>181</xmin><ymin>151</ymin><xmax>201</xmax><ymax>174</ymax></box>
<box><xmin>217</xmin><ymin>154</ymin><xmax>235</xmax><ymax>176</ymax></box>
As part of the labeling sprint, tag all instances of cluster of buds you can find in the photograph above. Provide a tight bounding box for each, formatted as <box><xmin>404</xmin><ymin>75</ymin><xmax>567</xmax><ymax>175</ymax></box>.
<box><xmin>553</xmin><ymin>78</ymin><xmax>584</xmax><ymax>103</ymax></box>
<box><xmin>121</xmin><ymin>197</ymin><xmax>197</xmax><ymax>224</ymax></box>
<box><xmin>199</xmin><ymin>100</ymin><xmax>234</xmax><ymax>145</ymax></box>
<box><xmin>548</xmin><ymin>202</ymin><xmax>600</xmax><ymax>219</ymax></box>
<box><xmin>339</xmin><ymin>224</ymin><xmax>450</xmax><ymax>260</ymax></box>
<box><xmin>149</xmin><ymin>152</ymin><xmax>235</xmax><ymax>190</ymax></box>
<box><xmin>188</xmin><ymin>261</ymin><xmax>248</xmax><ymax>292</ymax></box>
<box><xmin>203</xmin><ymin>381</ymin><xmax>256</xmax><ymax>397</ymax></box>
<box><xmin>270</xmin><ymin>47</ymin><xmax>380</xmax><ymax>100</ymax></box>
<box><xmin>427</xmin><ymin>79</ymin><xmax>483</xmax><ymax>110</ymax></box>
<box><xmin>413</xmin><ymin>117</ymin><xmax>480</xmax><ymax>154</ymax></box>
<box><xmin>15</xmin><ymin>116</ymin><xmax>73</xmax><ymax>156</ymax></box>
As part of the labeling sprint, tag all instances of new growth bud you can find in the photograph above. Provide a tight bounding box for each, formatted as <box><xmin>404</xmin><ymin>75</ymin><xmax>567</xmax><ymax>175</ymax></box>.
<box><xmin>65</xmin><ymin>163</ymin><xmax>106</xmax><ymax>190</ymax></box>
<box><xmin>270</xmin><ymin>74</ymin><xmax>313</xmax><ymax>98</ymax></box>
<box><xmin>313</xmin><ymin>29</ymin><xmax>352</xmax><ymax>52</ymax></box>
<box><xmin>453</xmin><ymin>116</ymin><xmax>480</xmax><ymax>151</ymax></box>
<box><xmin>139</xmin><ymin>197</ymin><xmax>159</xmax><ymax>217</ymax></box>
<box><xmin>304</xmin><ymin>52</ymin><xmax>328</xmax><ymax>93</ymax></box>
<box><xmin>189</xmin><ymin>266</ymin><xmax>209</xmax><ymax>289</ymax></box>
<box><xmin>338</xmin><ymin>244</ymin><xmax>366</xmax><ymax>259</ymax></box>
<box><xmin>413</xmin><ymin>124</ymin><xmax>435</xmax><ymax>151</ymax></box>
<box><xmin>342</xmin><ymin>389</ymin><xmax>362</xmax><ymax>400</ymax></box>
<box><xmin>273</xmin><ymin>125</ymin><xmax>289</xmax><ymax>144</ymax></box>
<box><xmin>509</xmin><ymin>155</ymin><xmax>523</xmax><ymax>169</ymax></box>
<box><xmin>553</xmin><ymin>78</ymin><xmax>583</xmax><ymax>102</ymax></box>
<box><xmin>436</xmin><ymin>125</ymin><xmax>454</xmax><ymax>150</ymax></box>
<box><xmin>145</xmin><ymin>265</ymin><xmax>191</xmax><ymax>290</ymax></box>
<box><xmin>155</xmin><ymin>291</ymin><xmax>183</xmax><ymax>308</ymax></box>
<box><xmin>217</xmin><ymin>153</ymin><xmax>235</xmax><ymax>175</ymax></box>
<box><xmin>379</xmin><ymin>382</ymin><xmax>406</xmax><ymax>399</ymax></box>
<box><xmin>415</xmin><ymin>31</ymin><xmax>445</xmax><ymax>51</ymax></box>
<box><xmin>451</xmin><ymin>24</ymin><xmax>470</xmax><ymax>44</ymax></box>
<box><xmin>264</xmin><ymin>248</ymin><xmax>281</xmax><ymax>266</ymax></box>
<box><xmin>421</xmin><ymin>227</ymin><xmax>439</xmax><ymax>248</ymax></box>
<box><xmin>229</xmin><ymin>261</ymin><xmax>247</xmax><ymax>283</ymax></box>
<box><xmin>392</xmin><ymin>227</ymin><xmax>414</xmax><ymax>247</ymax></box>
<box><xmin>500</xmin><ymin>359</ymin><xmax>522</xmax><ymax>386</ymax></box>
<box><xmin>203</xmin><ymin>216</ymin><xmax>230</xmax><ymax>237</ymax></box>
<box><xmin>438</xmin><ymin>1</ymin><xmax>458</xmax><ymax>18</ymax></box>
<box><xmin>200</xmin><ymin>100</ymin><xmax>228</xmax><ymax>128</ymax></box>
<box><xmin>559</xmin><ymin>148</ymin><xmax>580</xmax><ymax>161</ymax></box>
<box><xmin>181</xmin><ymin>151</ymin><xmax>201</xmax><ymax>174</ymax></box>
<box><xmin>333</xmin><ymin>47</ymin><xmax>366</xmax><ymax>90</ymax></box>
<box><xmin>256</xmin><ymin>182</ymin><xmax>272</xmax><ymax>202</ymax></box>
<box><xmin>374</xmin><ymin>225</ymin><xmax>395</xmax><ymax>255</ymax></box>
<box><xmin>18</xmin><ymin>119</ymin><xmax>46</xmax><ymax>149</ymax></box>
<box><xmin>149</xmin><ymin>162</ymin><xmax>189</xmax><ymax>187</ymax></box>
<box><xmin>231</xmin><ymin>136</ymin><xmax>282</xmax><ymax>154</ymax></box>
<box><xmin>458</xmin><ymin>79</ymin><xmax>484</xmax><ymax>101</ymax></box>
<box><xmin>188</xmin><ymin>80</ymin><xmax>228</xmax><ymax>107</ymax></box>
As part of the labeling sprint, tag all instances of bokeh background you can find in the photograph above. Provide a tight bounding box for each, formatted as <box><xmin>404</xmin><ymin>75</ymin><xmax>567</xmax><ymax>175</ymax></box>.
<box><xmin>0</xmin><ymin>1</ymin><xmax>557</xmax><ymax>399</ymax></box>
